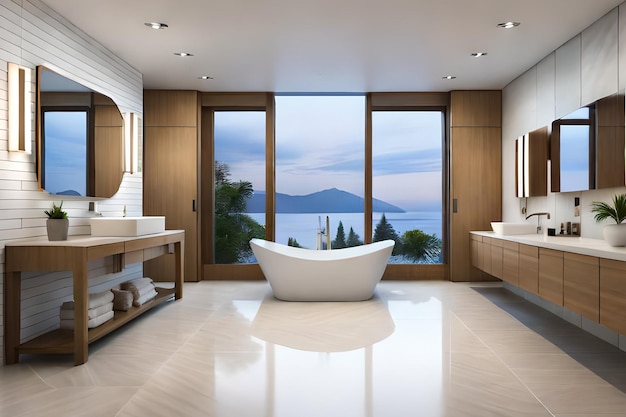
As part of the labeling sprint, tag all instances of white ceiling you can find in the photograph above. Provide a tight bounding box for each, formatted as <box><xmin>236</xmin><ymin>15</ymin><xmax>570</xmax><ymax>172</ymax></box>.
<box><xmin>42</xmin><ymin>0</ymin><xmax>624</xmax><ymax>93</ymax></box>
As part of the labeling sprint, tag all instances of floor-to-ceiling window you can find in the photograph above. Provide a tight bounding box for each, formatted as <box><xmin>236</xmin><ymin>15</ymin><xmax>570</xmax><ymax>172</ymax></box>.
<box><xmin>213</xmin><ymin>111</ymin><xmax>266</xmax><ymax>264</ymax></box>
<box><xmin>372</xmin><ymin>110</ymin><xmax>443</xmax><ymax>264</ymax></box>
<box><xmin>273</xmin><ymin>95</ymin><xmax>365</xmax><ymax>249</ymax></box>
<box><xmin>202</xmin><ymin>92</ymin><xmax>448</xmax><ymax>280</ymax></box>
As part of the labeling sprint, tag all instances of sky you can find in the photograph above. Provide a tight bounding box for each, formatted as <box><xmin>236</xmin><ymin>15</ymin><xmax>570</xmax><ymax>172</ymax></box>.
<box><xmin>43</xmin><ymin>111</ymin><xmax>87</xmax><ymax>195</ymax></box>
<box><xmin>208</xmin><ymin>95</ymin><xmax>444</xmax><ymax>211</ymax></box>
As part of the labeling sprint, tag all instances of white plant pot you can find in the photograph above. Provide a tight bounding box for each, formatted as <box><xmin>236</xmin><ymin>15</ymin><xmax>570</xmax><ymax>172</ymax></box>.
<box><xmin>603</xmin><ymin>223</ymin><xmax>626</xmax><ymax>247</ymax></box>
<box><xmin>46</xmin><ymin>218</ymin><xmax>69</xmax><ymax>241</ymax></box>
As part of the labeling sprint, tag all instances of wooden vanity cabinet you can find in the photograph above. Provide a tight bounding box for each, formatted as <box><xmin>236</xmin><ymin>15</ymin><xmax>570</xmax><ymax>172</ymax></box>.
<box><xmin>470</xmin><ymin>234</ymin><xmax>483</xmax><ymax>270</ymax></box>
<box><xmin>538</xmin><ymin>248</ymin><xmax>564</xmax><ymax>306</ymax></box>
<box><xmin>481</xmin><ymin>237</ymin><xmax>493</xmax><ymax>275</ymax></box>
<box><xmin>490</xmin><ymin>238</ymin><xmax>503</xmax><ymax>279</ymax></box>
<box><xmin>599</xmin><ymin>258</ymin><xmax>626</xmax><ymax>334</ymax></box>
<box><xmin>563</xmin><ymin>253</ymin><xmax>599</xmax><ymax>321</ymax></box>
<box><xmin>518</xmin><ymin>244</ymin><xmax>539</xmax><ymax>295</ymax></box>
<box><xmin>501</xmin><ymin>241</ymin><xmax>519</xmax><ymax>286</ymax></box>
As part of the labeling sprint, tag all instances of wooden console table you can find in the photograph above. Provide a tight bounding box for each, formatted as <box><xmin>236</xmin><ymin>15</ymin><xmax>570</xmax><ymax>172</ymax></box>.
<box><xmin>4</xmin><ymin>230</ymin><xmax>184</xmax><ymax>365</ymax></box>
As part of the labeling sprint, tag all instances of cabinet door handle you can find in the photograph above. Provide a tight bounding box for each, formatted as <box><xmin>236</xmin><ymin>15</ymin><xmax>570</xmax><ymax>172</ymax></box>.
<box><xmin>453</xmin><ymin>198</ymin><xmax>458</xmax><ymax>213</ymax></box>
<box><xmin>192</xmin><ymin>199</ymin><xmax>196</xmax><ymax>212</ymax></box>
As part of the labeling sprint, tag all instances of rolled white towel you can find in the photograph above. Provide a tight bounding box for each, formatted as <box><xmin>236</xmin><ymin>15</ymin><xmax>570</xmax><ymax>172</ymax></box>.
<box><xmin>133</xmin><ymin>288</ymin><xmax>158</xmax><ymax>307</ymax></box>
<box><xmin>60</xmin><ymin>301</ymin><xmax>113</xmax><ymax>320</ymax></box>
<box><xmin>60</xmin><ymin>310</ymin><xmax>114</xmax><ymax>330</ymax></box>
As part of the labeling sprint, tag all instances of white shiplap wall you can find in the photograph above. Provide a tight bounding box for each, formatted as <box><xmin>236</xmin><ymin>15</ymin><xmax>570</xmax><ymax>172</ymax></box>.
<box><xmin>0</xmin><ymin>0</ymin><xmax>144</xmax><ymax>365</ymax></box>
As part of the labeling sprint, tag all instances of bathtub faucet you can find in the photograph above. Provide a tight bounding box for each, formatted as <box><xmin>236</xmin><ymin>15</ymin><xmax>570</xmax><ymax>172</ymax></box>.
<box><xmin>525</xmin><ymin>212</ymin><xmax>550</xmax><ymax>234</ymax></box>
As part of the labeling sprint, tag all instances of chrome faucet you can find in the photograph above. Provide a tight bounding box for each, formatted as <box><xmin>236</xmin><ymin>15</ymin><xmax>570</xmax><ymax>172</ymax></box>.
<box><xmin>525</xmin><ymin>212</ymin><xmax>550</xmax><ymax>234</ymax></box>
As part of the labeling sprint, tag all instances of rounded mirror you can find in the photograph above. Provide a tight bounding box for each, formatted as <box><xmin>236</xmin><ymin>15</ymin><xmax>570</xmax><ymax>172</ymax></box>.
<box><xmin>37</xmin><ymin>66</ymin><xmax>124</xmax><ymax>198</ymax></box>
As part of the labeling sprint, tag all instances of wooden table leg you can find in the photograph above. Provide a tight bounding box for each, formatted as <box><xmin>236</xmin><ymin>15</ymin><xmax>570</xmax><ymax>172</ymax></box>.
<box><xmin>4</xmin><ymin>270</ymin><xmax>21</xmax><ymax>364</ymax></box>
<box><xmin>72</xmin><ymin>253</ymin><xmax>89</xmax><ymax>365</ymax></box>
<box><xmin>174</xmin><ymin>240</ymin><xmax>184</xmax><ymax>300</ymax></box>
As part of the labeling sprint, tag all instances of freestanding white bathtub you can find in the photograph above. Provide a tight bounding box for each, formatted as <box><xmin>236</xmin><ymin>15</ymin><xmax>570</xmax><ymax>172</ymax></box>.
<box><xmin>249</xmin><ymin>238</ymin><xmax>395</xmax><ymax>301</ymax></box>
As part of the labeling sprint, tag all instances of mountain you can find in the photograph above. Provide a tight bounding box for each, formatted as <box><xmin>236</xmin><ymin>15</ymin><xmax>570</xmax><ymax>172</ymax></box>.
<box><xmin>245</xmin><ymin>188</ymin><xmax>405</xmax><ymax>213</ymax></box>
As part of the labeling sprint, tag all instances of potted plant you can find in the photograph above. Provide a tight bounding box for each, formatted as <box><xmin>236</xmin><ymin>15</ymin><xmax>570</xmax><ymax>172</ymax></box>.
<box><xmin>44</xmin><ymin>201</ymin><xmax>69</xmax><ymax>241</ymax></box>
<box><xmin>591</xmin><ymin>193</ymin><xmax>626</xmax><ymax>246</ymax></box>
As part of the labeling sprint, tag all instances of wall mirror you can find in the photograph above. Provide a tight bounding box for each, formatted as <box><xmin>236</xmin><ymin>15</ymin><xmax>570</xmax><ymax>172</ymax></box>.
<box><xmin>551</xmin><ymin>104</ymin><xmax>595</xmax><ymax>192</ymax></box>
<box><xmin>37</xmin><ymin>66</ymin><xmax>124</xmax><ymax>198</ymax></box>
<box><xmin>550</xmin><ymin>92</ymin><xmax>625</xmax><ymax>193</ymax></box>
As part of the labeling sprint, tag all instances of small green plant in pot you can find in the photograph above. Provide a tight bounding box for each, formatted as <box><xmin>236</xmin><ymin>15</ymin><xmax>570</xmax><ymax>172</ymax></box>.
<box><xmin>45</xmin><ymin>201</ymin><xmax>69</xmax><ymax>241</ymax></box>
<box><xmin>591</xmin><ymin>194</ymin><xmax>626</xmax><ymax>246</ymax></box>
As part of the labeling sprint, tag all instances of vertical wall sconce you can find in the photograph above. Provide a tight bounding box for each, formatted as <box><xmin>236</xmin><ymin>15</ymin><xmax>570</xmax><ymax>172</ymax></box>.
<box><xmin>8</xmin><ymin>62</ymin><xmax>32</xmax><ymax>153</ymax></box>
<box><xmin>124</xmin><ymin>112</ymin><xmax>132</xmax><ymax>172</ymax></box>
<box><xmin>123</xmin><ymin>112</ymin><xmax>141</xmax><ymax>173</ymax></box>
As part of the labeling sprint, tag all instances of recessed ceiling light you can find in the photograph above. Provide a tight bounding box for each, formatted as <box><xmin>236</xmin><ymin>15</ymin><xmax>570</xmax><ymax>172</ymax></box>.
<box><xmin>198</xmin><ymin>76</ymin><xmax>214</xmax><ymax>80</ymax></box>
<box><xmin>443</xmin><ymin>75</ymin><xmax>456</xmax><ymax>80</ymax></box>
<box><xmin>497</xmin><ymin>21</ymin><xmax>520</xmax><ymax>29</ymax></box>
<box><xmin>174</xmin><ymin>52</ymin><xmax>194</xmax><ymax>57</ymax></box>
<box><xmin>471</xmin><ymin>52</ymin><xmax>488</xmax><ymax>58</ymax></box>
<box><xmin>144</xmin><ymin>22</ymin><xmax>168</xmax><ymax>29</ymax></box>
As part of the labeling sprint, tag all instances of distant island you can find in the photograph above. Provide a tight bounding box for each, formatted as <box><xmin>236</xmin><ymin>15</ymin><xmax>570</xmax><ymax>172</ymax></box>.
<box><xmin>245</xmin><ymin>188</ymin><xmax>405</xmax><ymax>213</ymax></box>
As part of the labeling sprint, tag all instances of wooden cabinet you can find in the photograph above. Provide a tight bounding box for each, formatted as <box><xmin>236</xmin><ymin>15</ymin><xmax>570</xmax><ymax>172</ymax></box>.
<box><xmin>144</xmin><ymin>90</ymin><xmax>199</xmax><ymax>281</ymax></box>
<box><xmin>450</xmin><ymin>91</ymin><xmax>502</xmax><ymax>282</ymax></box>
<box><xmin>481</xmin><ymin>237</ymin><xmax>493</xmax><ymax>276</ymax></box>
<box><xmin>490</xmin><ymin>238</ymin><xmax>503</xmax><ymax>279</ymax></box>
<box><xmin>470</xmin><ymin>234</ymin><xmax>483</xmax><ymax>270</ymax></box>
<box><xmin>502</xmin><ymin>241</ymin><xmax>519</xmax><ymax>286</ymax></box>
<box><xmin>518</xmin><ymin>244</ymin><xmax>539</xmax><ymax>295</ymax></box>
<box><xmin>538</xmin><ymin>248</ymin><xmax>564</xmax><ymax>306</ymax></box>
<box><xmin>564</xmin><ymin>253</ymin><xmax>599</xmax><ymax>321</ymax></box>
<box><xmin>600</xmin><ymin>258</ymin><xmax>626</xmax><ymax>334</ymax></box>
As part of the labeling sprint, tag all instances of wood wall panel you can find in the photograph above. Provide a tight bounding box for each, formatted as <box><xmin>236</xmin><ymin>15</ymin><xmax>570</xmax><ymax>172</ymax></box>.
<box><xmin>450</xmin><ymin>91</ymin><xmax>502</xmax><ymax>127</ymax></box>
<box><xmin>144</xmin><ymin>90</ymin><xmax>198</xmax><ymax>127</ymax></box>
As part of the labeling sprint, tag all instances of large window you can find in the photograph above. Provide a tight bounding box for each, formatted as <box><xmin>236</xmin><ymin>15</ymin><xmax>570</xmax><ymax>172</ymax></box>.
<box><xmin>372</xmin><ymin>111</ymin><xmax>443</xmax><ymax>264</ymax></box>
<box><xmin>214</xmin><ymin>111</ymin><xmax>266</xmax><ymax>264</ymax></box>
<box><xmin>274</xmin><ymin>95</ymin><xmax>366</xmax><ymax>249</ymax></box>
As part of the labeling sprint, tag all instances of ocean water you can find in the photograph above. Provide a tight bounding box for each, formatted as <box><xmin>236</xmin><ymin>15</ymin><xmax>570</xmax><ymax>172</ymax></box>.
<box><xmin>248</xmin><ymin>211</ymin><xmax>442</xmax><ymax>249</ymax></box>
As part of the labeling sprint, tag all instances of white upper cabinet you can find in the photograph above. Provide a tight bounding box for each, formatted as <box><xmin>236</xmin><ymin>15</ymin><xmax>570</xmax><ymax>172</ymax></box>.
<box><xmin>581</xmin><ymin>8</ymin><xmax>618</xmax><ymax>106</ymax></box>
<box><xmin>556</xmin><ymin>36</ymin><xmax>582</xmax><ymax>119</ymax></box>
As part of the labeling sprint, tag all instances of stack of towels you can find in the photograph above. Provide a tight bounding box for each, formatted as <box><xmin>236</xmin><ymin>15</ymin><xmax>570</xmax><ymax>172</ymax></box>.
<box><xmin>60</xmin><ymin>289</ymin><xmax>114</xmax><ymax>330</ymax></box>
<box><xmin>120</xmin><ymin>277</ymin><xmax>158</xmax><ymax>307</ymax></box>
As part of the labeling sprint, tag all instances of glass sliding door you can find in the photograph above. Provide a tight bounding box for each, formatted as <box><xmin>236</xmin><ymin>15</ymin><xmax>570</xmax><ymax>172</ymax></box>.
<box><xmin>213</xmin><ymin>111</ymin><xmax>266</xmax><ymax>264</ymax></box>
<box><xmin>372</xmin><ymin>111</ymin><xmax>444</xmax><ymax>264</ymax></box>
<box><xmin>275</xmin><ymin>95</ymin><xmax>365</xmax><ymax>249</ymax></box>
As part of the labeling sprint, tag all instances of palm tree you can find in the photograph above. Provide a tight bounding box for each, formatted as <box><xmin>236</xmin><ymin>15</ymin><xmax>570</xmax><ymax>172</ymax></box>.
<box><xmin>401</xmin><ymin>229</ymin><xmax>441</xmax><ymax>263</ymax></box>
<box><xmin>214</xmin><ymin>162</ymin><xmax>265</xmax><ymax>263</ymax></box>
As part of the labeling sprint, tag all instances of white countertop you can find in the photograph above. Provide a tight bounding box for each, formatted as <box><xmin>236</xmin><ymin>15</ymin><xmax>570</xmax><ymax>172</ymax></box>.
<box><xmin>471</xmin><ymin>231</ymin><xmax>626</xmax><ymax>262</ymax></box>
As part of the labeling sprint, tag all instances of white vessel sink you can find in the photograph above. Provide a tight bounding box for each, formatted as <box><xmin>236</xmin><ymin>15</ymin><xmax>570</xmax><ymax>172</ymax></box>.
<box><xmin>491</xmin><ymin>222</ymin><xmax>536</xmax><ymax>235</ymax></box>
<box><xmin>90</xmin><ymin>216</ymin><xmax>165</xmax><ymax>237</ymax></box>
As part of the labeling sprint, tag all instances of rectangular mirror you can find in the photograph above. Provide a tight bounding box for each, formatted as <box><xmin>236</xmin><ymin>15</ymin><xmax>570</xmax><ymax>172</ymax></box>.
<box><xmin>36</xmin><ymin>66</ymin><xmax>124</xmax><ymax>198</ymax></box>
<box><xmin>550</xmin><ymin>92</ymin><xmax>625</xmax><ymax>193</ymax></box>
<box><xmin>551</xmin><ymin>106</ymin><xmax>595</xmax><ymax>192</ymax></box>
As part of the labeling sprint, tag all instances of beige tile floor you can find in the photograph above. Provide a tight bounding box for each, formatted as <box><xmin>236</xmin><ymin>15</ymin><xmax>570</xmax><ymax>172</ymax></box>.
<box><xmin>2</xmin><ymin>280</ymin><xmax>626</xmax><ymax>417</ymax></box>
